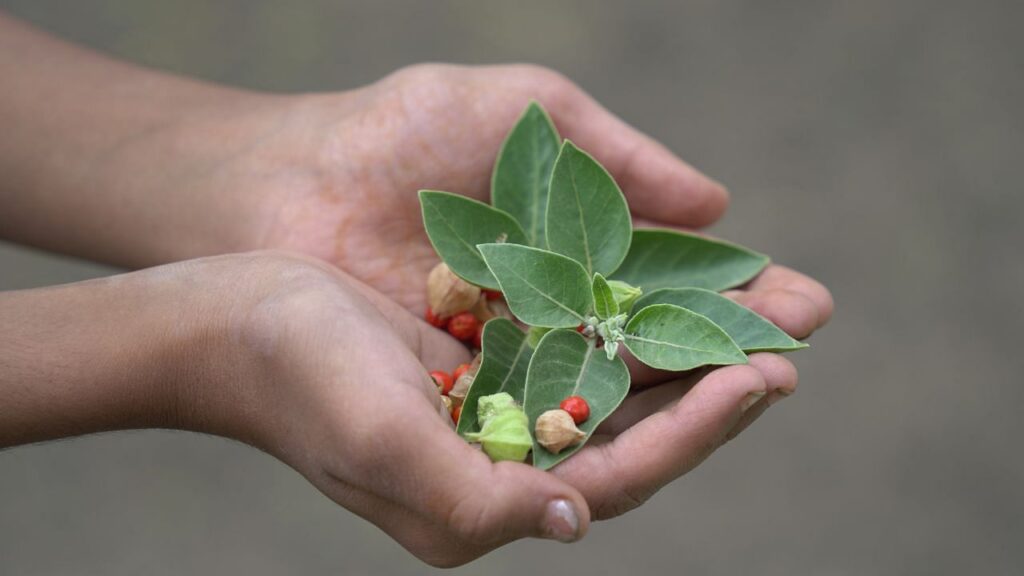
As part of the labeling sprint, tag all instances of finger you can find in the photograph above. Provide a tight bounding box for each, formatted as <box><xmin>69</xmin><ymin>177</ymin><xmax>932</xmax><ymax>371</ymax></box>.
<box><xmin>724</xmin><ymin>288</ymin><xmax>820</xmax><ymax>339</ymax></box>
<box><xmin>733</xmin><ymin>265</ymin><xmax>834</xmax><ymax>328</ymax></box>
<box><xmin>317</xmin><ymin>459</ymin><xmax>567</xmax><ymax>568</ymax></box>
<box><xmin>539</xmin><ymin>80</ymin><xmax>730</xmax><ymax>228</ymax></box>
<box><xmin>328</xmin><ymin>374</ymin><xmax>591</xmax><ymax>551</ymax></box>
<box><xmin>724</xmin><ymin>354</ymin><xmax>798</xmax><ymax>441</ymax></box>
<box><xmin>311</xmin><ymin>287</ymin><xmax>590</xmax><ymax>549</ymax></box>
<box><xmin>318</xmin><ymin>460</ymin><xmax>583</xmax><ymax>568</ymax></box>
<box><xmin>622</xmin><ymin>346</ymin><xmax>682</xmax><ymax>388</ymax></box>
<box><xmin>552</xmin><ymin>364</ymin><xmax>767</xmax><ymax>520</ymax></box>
<box><xmin>345</xmin><ymin>367</ymin><xmax>590</xmax><ymax>548</ymax></box>
<box><xmin>598</xmin><ymin>370</ymin><xmax>705</xmax><ymax>435</ymax></box>
<box><xmin>311</xmin><ymin>471</ymin><xmax>486</xmax><ymax>568</ymax></box>
<box><xmin>395</xmin><ymin>412</ymin><xmax>590</xmax><ymax>545</ymax></box>
<box><xmin>603</xmin><ymin>353</ymin><xmax>796</xmax><ymax>437</ymax></box>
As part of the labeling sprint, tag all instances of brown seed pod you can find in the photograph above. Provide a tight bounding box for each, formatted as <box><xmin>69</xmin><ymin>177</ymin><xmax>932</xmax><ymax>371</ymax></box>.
<box><xmin>449</xmin><ymin>355</ymin><xmax>480</xmax><ymax>406</ymax></box>
<box><xmin>449</xmin><ymin>372</ymin><xmax>474</xmax><ymax>406</ymax></box>
<box><xmin>535</xmin><ymin>409</ymin><xmax>586</xmax><ymax>454</ymax></box>
<box><xmin>427</xmin><ymin>262</ymin><xmax>481</xmax><ymax>318</ymax></box>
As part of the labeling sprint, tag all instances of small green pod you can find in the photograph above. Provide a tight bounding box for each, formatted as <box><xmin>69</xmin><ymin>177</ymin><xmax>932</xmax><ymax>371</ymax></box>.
<box><xmin>465</xmin><ymin>392</ymin><xmax>533</xmax><ymax>462</ymax></box>
<box><xmin>607</xmin><ymin>280</ymin><xmax>643</xmax><ymax>313</ymax></box>
<box><xmin>466</xmin><ymin>410</ymin><xmax>532</xmax><ymax>462</ymax></box>
<box><xmin>476</xmin><ymin>392</ymin><xmax>517</xmax><ymax>424</ymax></box>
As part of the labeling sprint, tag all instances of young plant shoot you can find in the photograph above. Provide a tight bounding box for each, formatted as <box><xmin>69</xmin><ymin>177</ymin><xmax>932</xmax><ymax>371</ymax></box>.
<box><xmin>420</xmin><ymin>102</ymin><xmax>807</xmax><ymax>470</ymax></box>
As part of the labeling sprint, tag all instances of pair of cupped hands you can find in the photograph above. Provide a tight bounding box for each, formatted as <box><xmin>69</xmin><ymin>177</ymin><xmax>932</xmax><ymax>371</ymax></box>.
<box><xmin>110</xmin><ymin>64</ymin><xmax>832</xmax><ymax>566</ymax></box>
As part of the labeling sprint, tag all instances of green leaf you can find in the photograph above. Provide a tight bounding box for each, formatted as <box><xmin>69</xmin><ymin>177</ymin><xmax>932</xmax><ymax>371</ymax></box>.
<box><xmin>624</xmin><ymin>304</ymin><xmax>747</xmax><ymax>370</ymax></box>
<box><xmin>478</xmin><ymin>243</ymin><xmax>594</xmax><ymax>328</ymax></box>
<box><xmin>523</xmin><ymin>330</ymin><xmax>630</xmax><ymax>470</ymax></box>
<box><xmin>457</xmin><ymin>319</ymin><xmax>534</xmax><ymax>436</ymax></box>
<box><xmin>591</xmin><ymin>273</ymin><xmax>618</xmax><ymax>320</ymax></box>
<box><xmin>545</xmin><ymin>141</ymin><xmax>632</xmax><ymax>276</ymax></box>
<box><xmin>491</xmin><ymin>102</ymin><xmax>561</xmax><ymax>247</ymax></box>
<box><xmin>419</xmin><ymin>190</ymin><xmax>529</xmax><ymax>289</ymax></box>
<box><xmin>612</xmin><ymin>229</ymin><xmax>769</xmax><ymax>292</ymax></box>
<box><xmin>634</xmin><ymin>288</ymin><xmax>808</xmax><ymax>352</ymax></box>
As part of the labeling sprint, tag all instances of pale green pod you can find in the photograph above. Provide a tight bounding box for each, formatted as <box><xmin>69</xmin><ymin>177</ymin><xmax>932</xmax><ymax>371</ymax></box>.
<box><xmin>476</xmin><ymin>392</ymin><xmax>517</xmax><ymax>425</ymax></box>
<box><xmin>465</xmin><ymin>409</ymin><xmax>532</xmax><ymax>462</ymax></box>
<box><xmin>607</xmin><ymin>279</ymin><xmax>643</xmax><ymax>313</ymax></box>
<box><xmin>465</xmin><ymin>392</ymin><xmax>533</xmax><ymax>462</ymax></box>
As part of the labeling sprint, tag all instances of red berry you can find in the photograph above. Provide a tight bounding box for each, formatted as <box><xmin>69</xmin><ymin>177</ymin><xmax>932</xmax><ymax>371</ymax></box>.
<box><xmin>430</xmin><ymin>370</ymin><xmax>454</xmax><ymax>395</ymax></box>
<box><xmin>425</xmin><ymin>307</ymin><xmax>447</xmax><ymax>328</ymax></box>
<box><xmin>447</xmin><ymin>311</ymin><xmax>479</xmax><ymax>342</ymax></box>
<box><xmin>575</xmin><ymin>324</ymin><xmax>586</xmax><ymax>333</ymax></box>
<box><xmin>451</xmin><ymin>404</ymin><xmax>462</xmax><ymax>424</ymax></box>
<box><xmin>453</xmin><ymin>363</ymin><xmax>472</xmax><ymax>382</ymax></box>
<box><xmin>483</xmin><ymin>289</ymin><xmax>503</xmax><ymax>301</ymax></box>
<box><xmin>473</xmin><ymin>321</ymin><xmax>484</xmax><ymax>349</ymax></box>
<box><xmin>560</xmin><ymin>395</ymin><xmax>590</xmax><ymax>425</ymax></box>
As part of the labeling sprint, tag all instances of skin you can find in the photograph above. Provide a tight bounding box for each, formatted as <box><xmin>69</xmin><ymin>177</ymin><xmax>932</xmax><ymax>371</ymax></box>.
<box><xmin>0</xmin><ymin>12</ymin><xmax>833</xmax><ymax>568</ymax></box>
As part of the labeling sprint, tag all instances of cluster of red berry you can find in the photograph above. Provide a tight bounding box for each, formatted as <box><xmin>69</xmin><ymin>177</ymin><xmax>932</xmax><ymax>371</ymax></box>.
<box><xmin>425</xmin><ymin>309</ymin><xmax>482</xmax><ymax>348</ymax></box>
<box><xmin>423</xmin><ymin>266</ymin><xmax>592</xmax><ymax>434</ymax></box>
<box><xmin>425</xmin><ymin>288</ymin><xmax>503</xmax><ymax>349</ymax></box>
<box><xmin>430</xmin><ymin>362</ymin><xmax>475</xmax><ymax>424</ymax></box>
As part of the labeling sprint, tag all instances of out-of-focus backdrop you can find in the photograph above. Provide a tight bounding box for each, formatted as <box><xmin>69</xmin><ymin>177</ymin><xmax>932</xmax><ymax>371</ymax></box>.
<box><xmin>1</xmin><ymin>1</ymin><xmax>1021</xmax><ymax>574</ymax></box>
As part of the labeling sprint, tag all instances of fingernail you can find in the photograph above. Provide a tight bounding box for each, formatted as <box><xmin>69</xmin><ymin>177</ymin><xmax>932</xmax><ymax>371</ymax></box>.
<box><xmin>740</xmin><ymin>390</ymin><xmax>766</xmax><ymax>412</ymax></box>
<box><xmin>542</xmin><ymin>499</ymin><xmax>580</xmax><ymax>543</ymax></box>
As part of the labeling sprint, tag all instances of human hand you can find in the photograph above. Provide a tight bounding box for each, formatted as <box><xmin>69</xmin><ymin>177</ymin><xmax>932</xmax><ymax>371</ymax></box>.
<box><xmin>253</xmin><ymin>64</ymin><xmax>730</xmax><ymax>308</ymax></box>
<box><xmin>0</xmin><ymin>250</ymin><xmax>807</xmax><ymax>566</ymax></box>
<box><xmin>171</xmin><ymin>253</ymin><xmax>802</xmax><ymax>565</ymax></box>
<box><xmin>233</xmin><ymin>64</ymin><xmax>830</xmax><ymax>338</ymax></box>
<box><xmin>0</xmin><ymin>48</ymin><xmax>831</xmax><ymax>342</ymax></box>
<box><xmin>0</xmin><ymin>20</ymin><xmax>831</xmax><ymax>342</ymax></box>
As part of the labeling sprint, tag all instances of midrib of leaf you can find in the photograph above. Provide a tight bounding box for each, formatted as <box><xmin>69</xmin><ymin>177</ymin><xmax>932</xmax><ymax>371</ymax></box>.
<box><xmin>624</xmin><ymin>334</ymin><xmax>728</xmax><ymax>357</ymax></box>
<box><xmin>497</xmin><ymin>337</ymin><xmax>532</xmax><ymax>394</ymax></box>
<box><xmin>500</xmin><ymin>263</ymin><xmax>585</xmax><ymax>321</ymax></box>
<box><xmin>528</xmin><ymin>133</ymin><xmax>543</xmax><ymax>246</ymax></box>
<box><xmin>426</xmin><ymin>202</ymin><xmax>486</xmax><ymax>260</ymax></box>
<box><xmin>571</xmin><ymin>340</ymin><xmax>597</xmax><ymax>395</ymax></box>
<box><xmin>568</xmin><ymin>164</ymin><xmax>594</xmax><ymax>275</ymax></box>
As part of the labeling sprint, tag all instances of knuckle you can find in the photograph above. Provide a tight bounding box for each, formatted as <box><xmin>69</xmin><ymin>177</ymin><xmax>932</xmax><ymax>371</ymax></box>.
<box><xmin>516</xmin><ymin>63</ymin><xmax>566</xmax><ymax>84</ymax></box>
<box><xmin>593</xmin><ymin>485</ymin><xmax>649</xmax><ymax>520</ymax></box>
<box><xmin>384</xmin><ymin>63</ymin><xmax>457</xmax><ymax>87</ymax></box>
<box><xmin>513</xmin><ymin>64</ymin><xmax>580</xmax><ymax>106</ymax></box>
<box><xmin>444</xmin><ymin>492</ymin><xmax>500</xmax><ymax>545</ymax></box>
<box><xmin>591</xmin><ymin>444</ymin><xmax>653</xmax><ymax>520</ymax></box>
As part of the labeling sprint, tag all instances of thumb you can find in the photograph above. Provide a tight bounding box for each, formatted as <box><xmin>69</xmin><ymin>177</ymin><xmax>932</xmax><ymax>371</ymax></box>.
<box><xmin>395</xmin><ymin>409</ymin><xmax>591</xmax><ymax>546</ymax></box>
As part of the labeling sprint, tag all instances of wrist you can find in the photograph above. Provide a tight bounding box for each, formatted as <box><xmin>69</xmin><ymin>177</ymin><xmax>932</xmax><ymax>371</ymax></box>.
<box><xmin>0</xmin><ymin>11</ymin><xmax>320</xmax><ymax>268</ymax></box>
<box><xmin>0</xmin><ymin>266</ymin><xmax>218</xmax><ymax>446</ymax></box>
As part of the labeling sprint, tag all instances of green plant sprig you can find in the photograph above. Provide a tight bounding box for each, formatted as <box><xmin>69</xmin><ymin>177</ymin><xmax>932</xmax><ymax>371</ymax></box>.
<box><xmin>421</xmin><ymin>101</ymin><xmax>806</xmax><ymax>470</ymax></box>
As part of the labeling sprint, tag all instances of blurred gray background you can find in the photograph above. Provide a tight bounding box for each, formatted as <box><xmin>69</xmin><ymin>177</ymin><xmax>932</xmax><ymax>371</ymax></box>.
<box><xmin>1</xmin><ymin>1</ymin><xmax>1021</xmax><ymax>574</ymax></box>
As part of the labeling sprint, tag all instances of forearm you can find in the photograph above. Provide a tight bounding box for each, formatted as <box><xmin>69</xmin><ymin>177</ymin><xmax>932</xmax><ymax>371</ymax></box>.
<box><xmin>0</xmin><ymin>264</ymin><xmax>226</xmax><ymax>447</ymax></box>
<box><xmin>0</xmin><ymin>12</ymin><xmax>293</xmax><ymax>266</ymax></box>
